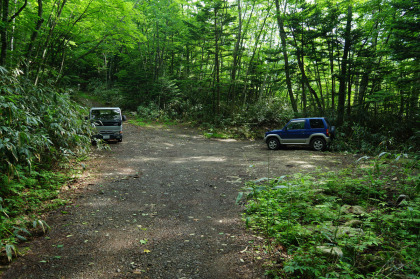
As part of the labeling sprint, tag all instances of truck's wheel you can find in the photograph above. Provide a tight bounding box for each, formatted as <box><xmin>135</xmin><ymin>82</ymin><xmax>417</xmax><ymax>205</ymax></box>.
<box><xmin>311</xmin><ymin>137</ymin><xmax>326</xmax><ymax>151</ymax></box>
<box><xmin>267</xmin><ymin>137</ymin><xmax>280</xmax><ymax>150</ymax></box>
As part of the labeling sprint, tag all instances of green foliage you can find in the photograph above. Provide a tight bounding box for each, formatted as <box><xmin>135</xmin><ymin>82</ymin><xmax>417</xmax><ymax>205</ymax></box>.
<box><xmin>203</xmin><ymin>132</ymin><xmax>231</xmax><ymax>139</ymax></box>
<box><xmin>87</xmin><ymin>80</ymin><xmax>125</xmax><ymax>107</ymax></box>
<box><xmin>0</xmin><ymin>169</ymin><xmax>70</xmax><ymax>262</ymax></box>
<box><xmin>194</xmin><ymin>98</ymin><xmax>295</xmax><ymax>139</ymax></box>
<box><xmin>240</xmin><ymin>154</ymin><xmax>419</xmax><ymax>278</ymax></box>
<box><xmin>0</xmin><ymin>67</ymin><xmax>92</xmax><ymax>177</ymax></box>
<box><xmin>332</xmin><ymin>115</ymin><xmax>419</xmax><ymax>154</ymax></box>
<box><xmin>137</xmin><ymin>103</ymin><xmax>162</xmax><ymax>121</ymax></box>
<box><xmin>0</xmin><ymin>67</ymin><xmax>92</xmax><ymax>261</ymax></box>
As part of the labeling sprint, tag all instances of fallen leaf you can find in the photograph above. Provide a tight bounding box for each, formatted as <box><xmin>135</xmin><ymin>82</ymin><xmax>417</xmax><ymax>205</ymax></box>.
<box><xmin>240</xmin><ymin>246</ymin><xmax>248</xmax><ymax>253</ymax></box>
<box><xmin>143</xmin><ymin>249</ymin><xmax>151</xmax><ymax>253</ymax></box>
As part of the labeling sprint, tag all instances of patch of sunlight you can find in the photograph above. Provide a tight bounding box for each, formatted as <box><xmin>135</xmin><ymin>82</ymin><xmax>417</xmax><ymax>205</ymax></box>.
<box><xmin>117</xmin><ymin>167</ymin><xmax>137</xmax><ymax>176</ymax></box>
<box><xmin>310</xmin><ymin>155</ymin><xmax>324</xmax><ymax>159</ymax></box>
<box><xmin>173</xmin><ymin>156</ymin><xmax>226</xmax><ymax>163</ymax></box>
<box><xmin>289</xmin><ymin>160</ymin><xmax>310</xmax><ymax>164</ymax></box>
<box><xmin>288</xmin><ymin>160</ymin><xmax>316</xmax><ymax>169</ymax></box>
<box><xmin>215</xmin><ymin>217</ymin><xmax>238</xmax><ymax>225</ymax></box>
<box><xmin>215</xmin><ymin>139</ymin><xmax>237</xmax><ymax>142</ymax></box>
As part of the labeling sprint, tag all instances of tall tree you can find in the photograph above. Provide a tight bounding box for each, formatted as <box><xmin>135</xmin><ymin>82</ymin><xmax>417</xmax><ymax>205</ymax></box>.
<box><xmin>274</xmin><ymin>0</ymin><xmax>297</xmax><ymax>113</ymax></box>
<box><xmin>337</xmin><ymin>3</ymin><xmax>352</xmax><ymax>125</ymax></box>
<box><xmin>0</xmin><ymin>0</ymin><xmax>27</xmax><ymax>65</ymax></box>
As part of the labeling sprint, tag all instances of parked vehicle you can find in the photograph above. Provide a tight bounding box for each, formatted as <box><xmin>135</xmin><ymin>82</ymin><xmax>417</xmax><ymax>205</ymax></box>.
<box><xmin>264</xmin><ymin>117</ymin><xmax>335</xmax><ymax>151</ymax></box>
<box><xmin>88</xmin><ymin>107</ymin><xmax>127</xmax><ymax>144</ymax></box>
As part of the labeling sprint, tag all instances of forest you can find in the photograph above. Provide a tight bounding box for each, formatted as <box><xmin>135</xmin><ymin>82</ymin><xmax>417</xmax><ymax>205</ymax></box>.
<box><xmin>0</xmin><ymin>0</ymin><xmax>419</xmax><ymax>277</ymax></box>
<box><xmin>0</xmin><ymin>0</ymin><xmax>418</xmax><ymax>139</ymax></box>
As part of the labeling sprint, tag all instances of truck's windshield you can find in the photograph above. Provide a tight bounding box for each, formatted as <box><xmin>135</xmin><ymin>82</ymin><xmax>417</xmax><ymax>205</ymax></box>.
<box><xmin>91</xmin><ymin>109</ymin><xmax>121</xmax><ymax>122</ymax></box>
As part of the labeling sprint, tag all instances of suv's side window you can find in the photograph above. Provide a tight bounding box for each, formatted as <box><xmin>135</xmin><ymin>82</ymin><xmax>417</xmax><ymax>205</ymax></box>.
<box><xmin>310</xmin><ymin>119</ymin><xmax>324</xmax><ymax>129</ymax></box>
<box><xmin>287</xmin><ymin>121</ymin><xmax>305</xmax><ymax>130</ymax></box>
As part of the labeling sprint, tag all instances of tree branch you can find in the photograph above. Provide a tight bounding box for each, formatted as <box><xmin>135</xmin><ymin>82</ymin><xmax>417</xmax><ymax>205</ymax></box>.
<box><xmin>8</xmin><ymin>0</ymin><xmax>27</xmax><ymax>22</ymax></box>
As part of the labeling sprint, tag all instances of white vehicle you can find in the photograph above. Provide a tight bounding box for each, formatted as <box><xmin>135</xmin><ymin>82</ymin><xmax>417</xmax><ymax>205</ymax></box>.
<box><xmin>88</xmin><ymin>107</ymin><xmax>127</xmax><ymax>144</ymax></box>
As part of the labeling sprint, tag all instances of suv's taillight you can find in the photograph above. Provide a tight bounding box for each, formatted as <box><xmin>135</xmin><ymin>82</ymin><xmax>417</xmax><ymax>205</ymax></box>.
<box><xmin>326</xmin><ymin>129</ymin><xmax>330</xmax><ymax>137</ymax></box>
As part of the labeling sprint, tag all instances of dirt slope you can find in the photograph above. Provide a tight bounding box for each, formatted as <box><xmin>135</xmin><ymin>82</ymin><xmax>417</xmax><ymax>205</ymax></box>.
<box><xmin>1</xmin><ymin>123</ymin><xmax>347</xmax><ymax>279</ymax></box>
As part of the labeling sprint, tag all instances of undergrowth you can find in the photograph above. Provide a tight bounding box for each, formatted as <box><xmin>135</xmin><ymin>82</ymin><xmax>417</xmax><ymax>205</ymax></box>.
<box><xmin>0</xmin><ymin>168</ymin><xmax>68</xmax><ymax>261</ymax></box>
<box><xmin>0</xmin><ymin>67</ymin><xmax>92</xmax><ymax>261</ymax></box>
<box><xmin>239</xmin><ymin>153</ymin><xmax>419</xmax><ymax>278</ymax></box>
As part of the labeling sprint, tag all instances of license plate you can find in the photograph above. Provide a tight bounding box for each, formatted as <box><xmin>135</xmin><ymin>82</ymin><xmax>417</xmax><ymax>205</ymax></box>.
<box><xmin>103</xmin><ymin>135</ymin><xmax>110</xmax><ymax>139</ymax></box>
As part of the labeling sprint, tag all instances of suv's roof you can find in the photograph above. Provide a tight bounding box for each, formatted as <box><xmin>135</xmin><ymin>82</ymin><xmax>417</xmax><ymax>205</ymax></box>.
<box><xmin>292</xmin><ymin>117</ymin><xmax>325</xmax><ymax>120</ymax></box>
<box><xmin>90</xmin><ymin>107</ymin><xmax>121</xmax><ymax>110</ymax></box>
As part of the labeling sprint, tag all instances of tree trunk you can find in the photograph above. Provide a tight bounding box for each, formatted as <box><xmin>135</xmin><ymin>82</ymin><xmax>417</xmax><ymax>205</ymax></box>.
<box><xmin>228</xmin><ymin>0</ymin><xmax>241</xmax><ymax>107</ymax></box>
<box><xmin>34</xmin><ymin>0</ymin><xmax>67</xmax><ymax>85</ymax></box>
<box><xmin>274</xmin><ymin>0</ymin><xmax>297</xmax><ymax>113</ymax></box>
<box><xmin>242</xmin><ymin>3</ymin><xmax>272</xmax><ymax>107</ymax></box>
<box><xmin>0</xmin><ymin>0</ymin><xmax>9</xmax><ymax>66</ymax></box>
<box><xmin>0</xmin><ymin>0</ymin><xmax>26</xmax><ymax>66</ymax></box>
<box><xmin>337</xmin><ymin>4</ymin><xmax>352</xmax><ymax>125</ymax></box>
<box><xmin>214</xmin><ymin>6</ymin><xmax>220</xmax><ymax>116</ymax></box>
<box><xmin>292</xmin><ymin>30</ymin><xmax>324</xmax><ymax>114</ymax></box>
<box><xmin>25</xmin><ymin>0</ymin><xmax>43</xmax><ymax>76</ymax></box>
<box><xmin>327</xmin><ymin>39</ymin><xmax>336</xmax><ymax>111</ymax></box>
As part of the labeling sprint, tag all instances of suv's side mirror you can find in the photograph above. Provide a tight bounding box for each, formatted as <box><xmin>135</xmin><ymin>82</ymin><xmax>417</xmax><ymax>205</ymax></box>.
<box><xmin>122</xmin><ymin>115</ymin><xmax>127</xmax><ymax>121</ymax></box>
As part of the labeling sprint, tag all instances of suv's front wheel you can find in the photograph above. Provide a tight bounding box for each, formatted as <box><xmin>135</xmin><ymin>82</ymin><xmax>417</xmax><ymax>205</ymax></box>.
<box><xmin>267</xmin><ymin>137</ymin><xmax>280</xmax><ymax>150</ymax></box>
<box><xmin>311</xmin><ymin>137</ymin><xmax>326</xmax><ymax>151</ymax></box>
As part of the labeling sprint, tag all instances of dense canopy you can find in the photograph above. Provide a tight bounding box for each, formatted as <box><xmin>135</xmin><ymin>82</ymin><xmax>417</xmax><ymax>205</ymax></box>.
<box><xmin>0</xmin><ymin>0</ymin><xmax>419</xmax><ymax>144</ymax></box>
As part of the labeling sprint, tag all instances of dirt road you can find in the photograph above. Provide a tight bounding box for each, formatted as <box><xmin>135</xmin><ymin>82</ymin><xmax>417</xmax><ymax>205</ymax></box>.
<box><xmin>2</xmin><ymin>123</ymin><xmax>346</xmax><ymax>278</ymax></box>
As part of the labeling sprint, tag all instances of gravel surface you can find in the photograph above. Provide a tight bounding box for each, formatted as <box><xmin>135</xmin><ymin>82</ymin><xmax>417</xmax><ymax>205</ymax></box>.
<box><xmin>1</xmin><ymin>123</ymin><xmax>347</xmax><ymax>279</ymax></box>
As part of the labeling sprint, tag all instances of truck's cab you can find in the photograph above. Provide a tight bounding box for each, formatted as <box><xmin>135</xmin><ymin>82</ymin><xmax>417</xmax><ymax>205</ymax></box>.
<box><xmin>88</xmin><ymin>107</ymin><xmax>127</xmax><ymax>144</ymax></box>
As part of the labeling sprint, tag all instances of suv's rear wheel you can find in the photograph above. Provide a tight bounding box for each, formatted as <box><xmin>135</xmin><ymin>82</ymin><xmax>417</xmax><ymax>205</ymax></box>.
<box><xmin>311</xmin><ymin>137</ymin><xmax>326</xmax><ymax>151</ymax></box>
<box><xmin>267</xmin><ymin>137</ymin><xmax>280</xmax><ymax>150</ymax></box>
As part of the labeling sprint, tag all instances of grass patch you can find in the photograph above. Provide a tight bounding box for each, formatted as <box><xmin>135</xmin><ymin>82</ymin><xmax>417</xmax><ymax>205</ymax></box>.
<box><xmin>75</xmin><ymin>91</ymin><xmax>97</xmax><ymax>100</ymax></box>
<box><xmin>239</xmin><ymin>154</ymin><xmax>419</xmax><ymax>278</ymax></box>
<box><xmin>0</xmin><ymin>167</ymin><xmax>75</xmax><ymax>261</ymax></box>
<box><xmin>203</xmin><ymin>132</ymin><xmax>231</xmax><ymax>139</ymax></box>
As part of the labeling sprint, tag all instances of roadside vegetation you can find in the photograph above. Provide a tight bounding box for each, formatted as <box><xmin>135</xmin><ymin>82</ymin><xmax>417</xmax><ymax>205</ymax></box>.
<box><xmin>0</xmin><ymin>68</ymin><xmax>92</xmax><ymax>261</ymax></box>
<box><xmin>238</xmin><ymin>153</ymin><xmax>419</xmax><ymax>278</ymax></box>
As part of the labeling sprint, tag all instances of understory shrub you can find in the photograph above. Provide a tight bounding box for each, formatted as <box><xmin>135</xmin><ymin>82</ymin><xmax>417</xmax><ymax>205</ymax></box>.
<box><xmin>332</xmin><ymin>114</ymin><xmax>419</xmax><ymax>154</ymax></box>
<box><xmin>0</xmin><ymin>67</ymin><xmax>92</xmax><ymax>260</ymax></box>
<box><xmin>137</xmin><ymin>103</ymin><xmax>162</xmax><ymax>120</ymax></box>
<box><xmin>239</xmin><ymin>154</ymin><xmax>419</xmax><ymax>278</ymax></box>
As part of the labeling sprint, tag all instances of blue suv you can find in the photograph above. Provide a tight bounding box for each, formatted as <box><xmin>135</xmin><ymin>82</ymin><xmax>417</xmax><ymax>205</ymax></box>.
<box><xmin>264</xmin><ymin>117</ymin><xmax>335</xmax><ymax>151</ymax></box>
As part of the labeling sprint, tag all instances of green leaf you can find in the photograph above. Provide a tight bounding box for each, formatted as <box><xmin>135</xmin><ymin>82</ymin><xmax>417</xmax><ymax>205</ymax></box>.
<box><xmin>235</xmin><ymin>192</ymin><xmax>243</xmax><ymax>205</ymax></box>
<box><xmin>5</xmin><ymin>244</ymin><xmax>17</xmax><ymax>261</ymax></box>
<box><xmin>139</xmin><ymin>239</ymin><xmax>148</xmax><ymax>245</ymax></box>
